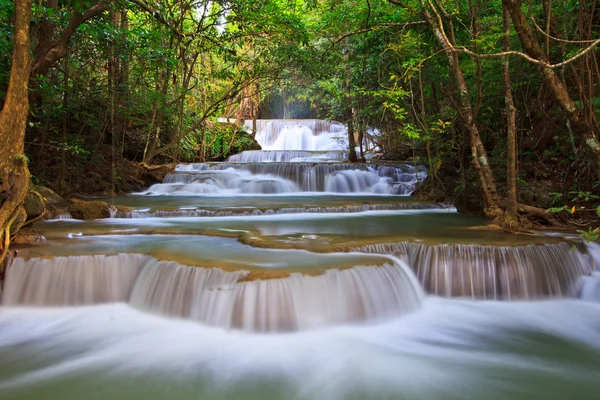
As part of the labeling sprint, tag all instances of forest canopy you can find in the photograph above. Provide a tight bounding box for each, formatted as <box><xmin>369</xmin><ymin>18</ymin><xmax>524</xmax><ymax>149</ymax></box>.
<box><xmin>0</xmin><ymin>0</ymin><xmax>599</xmax><ymax>250</ymax></box>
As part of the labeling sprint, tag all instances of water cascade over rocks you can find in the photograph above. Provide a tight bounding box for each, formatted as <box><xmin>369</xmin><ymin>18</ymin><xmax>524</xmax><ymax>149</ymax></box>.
<box><xmin>249</xmin><ymin>119</ymin><xmax>348</xmax><ymax>151</ymax></box>
<box><xmin>352</xmin><ymin>241</ymin><xmax>592</xmax><ymax>299</ymax></box>
<box><xmin>140</xmin><ymin>120</ymin><xmax>425</xmax><ymax>195</ymax></box>
<box><xmin>2</xmin><ymin>254</ymin><xmax>423</xmax><ymax>332</ymax></box>
<box><xmin>2</xmin><ymin>118</ymin><xmax>600</xmax><ymax>399</ymax></box>
<box><xmin>143</xmin><ymin>163</ymin><xmax>426</xmax><ymax>195</ymax></box>
<box><xmin>228</xmin><ymin>150</ymin><xmax>348</xmax><ymax>163</ymax></box>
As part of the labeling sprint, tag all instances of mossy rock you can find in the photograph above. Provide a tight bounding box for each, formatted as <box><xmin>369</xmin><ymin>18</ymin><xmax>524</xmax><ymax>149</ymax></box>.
<box><xmin>34</xmin><ymin>185</ymin><xmax>64</xmax><ymax>205</ymax></box>
<box><xmin>68</xmin><ymin>198</ymin><xmax>112</xmax><ymax>220</ymax></box>
<box><xmin>24</xmin><ymin>191</ymin><xmax>45</xmax><ymax>218</ymax></box>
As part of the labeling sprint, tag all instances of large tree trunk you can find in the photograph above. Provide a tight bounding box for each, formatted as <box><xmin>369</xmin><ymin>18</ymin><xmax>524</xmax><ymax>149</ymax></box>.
<box><xmin>503</xmin><ymin>0</ymin><xmax>600</xmax><ymax>179</ymax></box>
<box><xmin>502</xmin><ymin>6</ymin><xmax>518</xmax><ymax>226</ymax></box>
<box><xmin>0</xmin><ymin>0</ymin><xmax>33</xmax><ymax>268</ymax></box>
<box><xmin>420</xmin><ymin>1</ymin><xmax>502</xmax><ymax>216</ymax></box>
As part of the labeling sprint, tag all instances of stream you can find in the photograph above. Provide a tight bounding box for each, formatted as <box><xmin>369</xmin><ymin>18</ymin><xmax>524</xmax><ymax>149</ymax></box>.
<box><xmin>1</xmin><ymin>119</ymin><xmax>600</xmax><ymax>399</ymax></box>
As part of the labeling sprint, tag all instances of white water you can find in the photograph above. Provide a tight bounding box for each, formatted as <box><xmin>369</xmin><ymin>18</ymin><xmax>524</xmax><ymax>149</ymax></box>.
<box><xmin>142</xmin><ymin>164</ymin><xmax>426</xmax><ymax>195</ymax></box>
<box><xmin>1</xmin><ymin>299</ymin><xmax>600</xmax><ymax>399</ymax></box>
<box><xmin>227</xmin><ymin>150</ymin><xmax>347</xmax><ymax>163</ymax></box>
<box><xmin>2</xmin><ymin>254</ymin><xmax>423</xmax><ymax>332</ymax></box>
<box><xmin>115</xmin><ymin>203</ymin><xmax>444</xmax><ymax>218</ymax></box>
<box><xmin>354</xmin><ymin>241</ymin><xmax>592</xmax><ymax>299</ymax></box>
<box><xmin>248</xmin><ymin>119</ymin><xmax>348</xmax><ymax>151</ymax></box>
<box><xmin>141</xmin><ymin>119</ymin><xmax>421</xmax><ymax>196</ymax></box>
<box><xmin>5</xmin><ymin>117</ymin><xmax>599</xmax><ymax>398</ymax></box>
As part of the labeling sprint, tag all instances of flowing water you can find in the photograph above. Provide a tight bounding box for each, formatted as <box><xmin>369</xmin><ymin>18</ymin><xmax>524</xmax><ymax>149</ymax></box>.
<box><xmin>2</xmin><ymin>119</ymin><xmax>600</xmax><ymax>399</ymax></box>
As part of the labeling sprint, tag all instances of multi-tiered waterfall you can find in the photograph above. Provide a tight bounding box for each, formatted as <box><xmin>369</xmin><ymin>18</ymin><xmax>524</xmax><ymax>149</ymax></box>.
<box><xmin>1</xmin><ymin>119</ymin><xmax>599</xmax><ymax>399</ymax></box>
<box><xmin>143</xmin><ymin>120</ymin><xmax>425</xmax><ymax>195</ymax></box>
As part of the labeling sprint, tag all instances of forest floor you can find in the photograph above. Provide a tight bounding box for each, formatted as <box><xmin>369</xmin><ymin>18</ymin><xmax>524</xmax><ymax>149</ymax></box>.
<box><xmin>417</xmin><ymin>155</ymin><xmax>600</xmax><ymax>233</ymax></box>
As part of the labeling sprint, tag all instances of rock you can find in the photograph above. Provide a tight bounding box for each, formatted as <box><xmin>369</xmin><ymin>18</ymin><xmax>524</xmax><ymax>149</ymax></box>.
<box><xmin>68</xmin><ymin>198</ymin><xmax>112</xmax><ymax>220</ymax></box>
<box><xmin>12</xmin><ymin>228</ymin><xmax>46</xmax><ymax>245</ymax></box>
<box><xmin>23</xmin><ymin>191</ymin><xmax>45</xmax><ymax>219</ymax></box>
<box><xmin>34</xmin><ymin>185</ymin><xmax>64</xmax><ymax>205</ymax></box>
<box><xmin>137</xmin><ymin>164</ymin><xmax>173</xmax><ymax>186</ymax></box>
<box><xmin>119</xmin><ymin>180</ymin><xmax>132</xmax><ymax>193</ymax></box>
<box><xmin>46</xmin><ymin>204</ymin><xmax>71</xmax><ymax>219</ymax></box>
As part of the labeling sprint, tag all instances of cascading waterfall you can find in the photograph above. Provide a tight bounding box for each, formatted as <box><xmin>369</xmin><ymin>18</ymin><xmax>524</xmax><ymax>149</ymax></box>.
<box><xmin>114</xmin><ymin>203</ymin><xmax>445</xmax><ymax>218</ymax></box>
<box><xmin>352</xmin><ymin>241</ymin><xmax>592</xmax><ymax>299</ymax></box>
<box><xmin>5</xmin><ymin>119</ymin><xmax>599</xmax><ymax>399</ymax></box>
<box><xmin>2</xmin><ymin>254</ymin><xmax>423</xmax><ymax>332</ymax></box>
<box><xmin>135</xmin><ymin>119</ymin><xmax>424</xmax><ymax>196</ymax></box>
<box><xmin>142</xmin><ymin>163</ymin><xmax>427</xmax><ymax>195</ymax></box>
<box><xmin>247</xmin><ymin>119</ymin><xmax>348</xmax><ymax>151</ymax></box>
<box><xmin>227</xmin><ymin>150</ymin><xmax>347</xmax><ymax>163</ymax></box>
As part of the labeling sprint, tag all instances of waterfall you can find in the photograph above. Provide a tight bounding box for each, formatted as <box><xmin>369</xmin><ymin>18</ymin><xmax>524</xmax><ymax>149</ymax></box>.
<box><xmin>141</xmin><ymin>163</ymin><xmax>427</xmax><ymax>195</ymax></box>
<box><xmin>2</xmin><ymin>254</ymin><xmax>423</xmax><ymax>332</ymax></box>
<box><xmin>247</xmin><ymin>119</ymin><xmax>348</xmax><ymax>151</ymax></box>
<box><xmin>227</xmin><ymin>150</ymin><xmax>347</xmax><ymax>163</ymax></box>
<box><xmin>114</xmin><ymin>203</ymin><xmax>445</xmax><ymax>218</ymax></box>
<box><xmin>136</xmin><ymin>119</ymin><xmax>428</xmax><ymax>195</ymax></box>
<box><xmin>352</xmin><ymin>241</ymin><xmax>591</xmax><ymax>300</ymax></box>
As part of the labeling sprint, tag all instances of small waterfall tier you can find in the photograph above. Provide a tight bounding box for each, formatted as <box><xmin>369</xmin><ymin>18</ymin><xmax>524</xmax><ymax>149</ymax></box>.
<box><xmin>352</xmin><ymin>241</ymin><xmax>592</xmax><ymax>300</ymax></box>
<box><xmin>227</xmin><ymin>150</ymin><xmax>347</xmax><ymax>163</ymax></box>
<box><xmin>2</xmin><ymin>254</ymin><xmax>424</xmax><ymax>332</ymax></box>
<box><xmin>247</xmin><ymin>119</ymin><xmax>348</xmax><ymax>151</ymax></box>
<box><xmin>115</xmin><ymin>202</ymin><xmax>445</xmax><ymax>218</ymax></box>
<box><xmin>142</xmin><ymin>163</ymin><xmax>427</xmax><ymax>195</ymax></box>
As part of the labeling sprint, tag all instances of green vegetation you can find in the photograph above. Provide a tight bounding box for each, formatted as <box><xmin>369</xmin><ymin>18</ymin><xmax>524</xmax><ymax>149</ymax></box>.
<box><xmin>0</xmin><ymin>0</ymin><xmax>599</xmax><ymax>234</ymax></box>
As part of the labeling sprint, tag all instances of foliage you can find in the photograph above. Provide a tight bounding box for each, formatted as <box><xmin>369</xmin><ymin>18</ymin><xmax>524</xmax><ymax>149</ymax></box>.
<box><xmin>0</xmin><ymin>0</ymin><xmax>598</xmax><ymax>227</ymax></box>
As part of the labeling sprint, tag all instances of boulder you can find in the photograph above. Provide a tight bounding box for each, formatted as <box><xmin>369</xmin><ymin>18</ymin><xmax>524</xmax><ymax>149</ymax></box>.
<box><xmin>137</xmin><ymin>163</ymin><xmax>173</xmax><ymax>186</ymax></box>
<box><xmin>34</xmin><ymin>185</ymin><xmax>64</xmax><ymax>205</ymax></box>
<box><xmin>23</xmin><ymin>191</ymin><xmax>45</xmax><ymax>219</ymax></box>
<box><xmin>12</xmin><ymin>228</ymin><xmax>46</xmax><ymax>245</ymax></box>
<box><xmin>68</xmin><ymin>198</ymin><xmax>112</xmax><ymax>220</ymax></box>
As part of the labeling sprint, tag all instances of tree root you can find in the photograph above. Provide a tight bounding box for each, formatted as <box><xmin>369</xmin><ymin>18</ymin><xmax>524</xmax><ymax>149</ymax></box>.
<box><xmin>0</xmin><ymin>209</ymin><xmax>20</xmax><ymax>269</ymax></box>
<box><xmin>21</xmin><ymin>190</ymin><xmax>46</xmax><ymax>228</ymax></box>
<box><xmin>516</xmin><ymin>203</ymin><xmax>560</xmax><ymax>225</ymax></box>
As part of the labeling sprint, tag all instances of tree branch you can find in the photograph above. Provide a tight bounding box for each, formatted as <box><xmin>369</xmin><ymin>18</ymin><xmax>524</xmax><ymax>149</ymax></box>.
<box><xmin>31</xmin><ymin>0</ymin><xmax>114</xmax><ymax>77</ymax></box>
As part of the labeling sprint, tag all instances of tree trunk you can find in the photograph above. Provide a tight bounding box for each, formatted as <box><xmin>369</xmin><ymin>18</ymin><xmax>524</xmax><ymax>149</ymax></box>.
<box><xmin>344</xmin><ymin>37</ymin><xmax>358</xmax><ymax>163</ymax></box>
<box><xmin>119</xmin><ymin>9</ymin><xmax>129</xmax><ymax>157</ymax></box>
<box><xmin>503</xmin><ymin>0</ymin><xmax>600</xmax><ymax>179</ymax></box>
<box><xmin>0</xmin><ymin>0</ymin><xmax>33</xmax><ymax>269</ymax></box>
<box><xmin>502</xmin><ymin>6</ymin><xmax>518</xmax><ymax>226</ymax></box>
<box><xmin>420</xmin><ymin>1</ymin><xmax>502</xmax><ymax>216</ymax></box>
<box><xmin>31</xmin><ymin>0</ymin><xmax>113</xmax><ymax>78</ymax></box>
<box><xmin>59</xmin><ymin>53</ymin><xmax>69</xmax><ymax>196</ymax></box>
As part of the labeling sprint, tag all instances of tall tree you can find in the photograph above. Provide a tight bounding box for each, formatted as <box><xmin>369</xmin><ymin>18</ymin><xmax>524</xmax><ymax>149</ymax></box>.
<box><xmin>502</xmin><ymin>5</ymin><xmax>518</xmax><ymax>226</ymax></box>
<box><xmin>390</xmin><ymin>0</ymin><xmax>503</xmax><ymax>217</ymax></box>
<box><xmin>0</xmin><ymin>0</ymin><xmax>33</xmax><ymax>267</ymax></box>
<box><xmin>503</xmin><ymin>0</ymin><xmax>600</xmax><ymax>179</ymax></box>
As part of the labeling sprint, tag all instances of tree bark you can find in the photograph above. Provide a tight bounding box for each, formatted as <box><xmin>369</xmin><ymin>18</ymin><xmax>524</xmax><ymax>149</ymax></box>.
<box><xmin>344</xmin><ymin>37</ymin><xmax>358</xmax><ymax>163</ymax></box>
<box><xmin>421</xmin><ymin>1</ymin><xmax>502</xmax><ymax>216</ymax></box>
<box><xmin>0</xmin><ymin>0</ymin><xmax>33</xmax><ymax>268</ymax></box>
<box><xmin>502</xmin><ymin>6</ymin><xmax>518</xmax><ymax>226</ymax></box>
<box><xmin>503</xmin><ymin>0</ymin><xmax>600</xmax><ymax>179</ymax></box>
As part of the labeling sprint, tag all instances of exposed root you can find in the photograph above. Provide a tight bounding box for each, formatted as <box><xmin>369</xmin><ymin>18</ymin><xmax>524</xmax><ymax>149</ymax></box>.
<box><xmin>0</xmin><ymin>209</ymin><xmax>20</xmax><ymax>268</ymax></box>
<box><xmin>21</xmin><ymin>190</ymin><xmax>47</xmax><ymax>227</ymax></box>
<box><xmin>516</xmin><ymin>203</ymin><xmax>560</xmax><ymax>226</ymax></box>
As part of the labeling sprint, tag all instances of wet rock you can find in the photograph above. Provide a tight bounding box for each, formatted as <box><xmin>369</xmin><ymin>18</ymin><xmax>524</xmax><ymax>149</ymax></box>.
<box><xmin>68</xmin><ymin>198</ymin><xmax>112</xmax><ymax>220</ymax></box>
<box><xmin>137</xmin><ymin>164</ymin><xmax>173</xmax><ymax>186</ymax></box>
<box><xmin>12</xmin><ymin>228</ymin><xmax>46</xmax><ymax>245</ymax></box>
